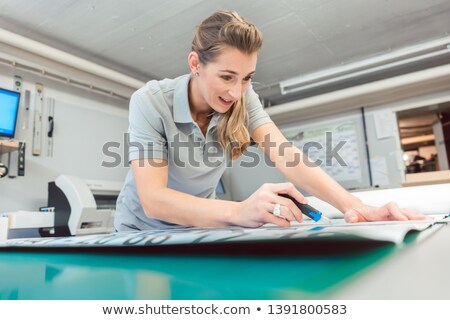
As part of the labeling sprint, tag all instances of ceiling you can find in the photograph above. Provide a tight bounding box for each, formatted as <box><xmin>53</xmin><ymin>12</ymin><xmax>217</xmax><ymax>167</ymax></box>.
<box><xmin>1</xmin><ymin>0</ymin><xmax>450</xmax><ymax>105</ymax></box>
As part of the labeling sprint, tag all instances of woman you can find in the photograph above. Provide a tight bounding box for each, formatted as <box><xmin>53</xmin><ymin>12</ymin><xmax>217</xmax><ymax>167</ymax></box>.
<box><xmin>114</xmin><ymin>10</ymin><xmax>426</xmax><ymax>231</ymax></box>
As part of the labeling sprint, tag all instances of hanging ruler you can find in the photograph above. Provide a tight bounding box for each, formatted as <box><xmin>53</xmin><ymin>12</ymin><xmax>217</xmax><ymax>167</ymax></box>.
<box><xmin>22</xmin><ymin>90</ymin><xmax>31</xmax><ymax>130</ymax></box>
<box><xmin>32</xmin><ymin>83</ymin><xmax>44</xmax><ymax>156</ymax></box>
<box><xmin>47</xmin><ymin>98</ymin><xmax>55</xmax><ymax>157</ymax></box>
<box><xmin>8</xmin><ymin>76</ymin><xmax>23</xmax><ymax>178</ymax></box>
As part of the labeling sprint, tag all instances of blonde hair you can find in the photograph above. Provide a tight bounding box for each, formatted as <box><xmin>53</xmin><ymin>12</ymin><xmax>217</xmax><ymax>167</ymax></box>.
<box><xmin>192</xmin><ymin>10</ymin><xmax>263</xmax><ymax>159</ymax></box>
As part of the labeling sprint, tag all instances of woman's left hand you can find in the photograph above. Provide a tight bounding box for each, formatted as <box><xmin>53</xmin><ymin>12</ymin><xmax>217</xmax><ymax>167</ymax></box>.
<box><xmin>344</xmin><ymin>202</ymin><xmax>430</xmax><ymax>223</ymax></box>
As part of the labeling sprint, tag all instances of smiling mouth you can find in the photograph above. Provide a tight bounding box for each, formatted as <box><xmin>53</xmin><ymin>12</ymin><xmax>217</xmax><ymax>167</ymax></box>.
<box><xmin>219</xmin><ymin>96</ymin><xmax>234</xmax><ymax>104</ymax></box>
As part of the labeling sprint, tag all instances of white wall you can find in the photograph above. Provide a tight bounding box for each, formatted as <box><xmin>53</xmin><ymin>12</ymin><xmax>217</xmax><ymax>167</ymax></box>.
<box><xmin>0</xmin><ymin>64</ymin><xmax>130</xmax><ymax>212</ymax></box>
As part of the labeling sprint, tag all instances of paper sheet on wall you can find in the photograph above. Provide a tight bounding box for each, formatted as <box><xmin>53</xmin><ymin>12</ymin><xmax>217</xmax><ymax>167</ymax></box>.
<box><xmin>374</xmin><ymin>110</ymin><xmax>397</xmax><ymax>139</ymax></box>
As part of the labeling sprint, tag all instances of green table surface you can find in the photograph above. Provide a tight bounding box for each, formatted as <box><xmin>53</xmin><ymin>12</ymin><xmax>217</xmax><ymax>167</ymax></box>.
<box><xmin>1</xmin><ymin>223</ymin><xmax>448</xmax><ymax>300</ymax></box>
<box><xmin>0</xmin><ymin>244</ymin><xmax>396</xmax><ymax>300</ymax></box>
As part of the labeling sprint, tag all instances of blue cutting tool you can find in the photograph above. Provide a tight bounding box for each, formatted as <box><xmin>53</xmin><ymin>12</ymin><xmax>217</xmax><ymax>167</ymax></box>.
<box><xmin>279</xmin><ymin>193</ymin><xmax>331</xmax><ymax>224</ymax></box>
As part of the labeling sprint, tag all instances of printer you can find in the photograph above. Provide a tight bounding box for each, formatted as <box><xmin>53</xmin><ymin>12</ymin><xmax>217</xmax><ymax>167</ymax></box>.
<box><xmin>48</xmin><ymin>175</ymin><xmax>122</xmax><ymax>236</ymax></box>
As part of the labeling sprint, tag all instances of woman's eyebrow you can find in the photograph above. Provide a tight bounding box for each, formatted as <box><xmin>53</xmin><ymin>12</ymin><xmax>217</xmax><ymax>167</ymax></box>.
<box><xmin>219</xmin><ymin>69</ymin><xmax>256</xmax><ymax>76</ymax></box>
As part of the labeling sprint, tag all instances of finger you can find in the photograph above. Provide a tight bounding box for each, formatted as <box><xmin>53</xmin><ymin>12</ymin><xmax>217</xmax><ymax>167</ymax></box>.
<box><xmin>279</xmin><ymin>205</ymin><xmax>296</xmax><ymax>222</ymax></box>
<box><xmin>271</xmin><ymin>195</ymin><xmax>303</xmax><ymax>222</ymax></box>
<box><xmin>385</xmin><ymin>202</ymin><xmax>408</xmax><ymax>221</ymax></box>
<box><xmin>263</xmin><ymin>211</ymin><xmax>291</xmax><ymax>227</ymax></box>
<box><xmin>268</xmin><ymin>182</ymin><xmax>308</xmax><ymax>205</ymax></box>
<box><xmin>344</xmin><ymin>209</ymin><xmax>367</xmax><ymax>223</ymax></box>
<box><xmin>264</xmin><ymin>202</ymin><xmax>295</xmax><ymax>222</ymax></box>
<box><xmin>401</xmin><ymin>208</ymin><xmax>430</xmax><ymax>220</ymax></box>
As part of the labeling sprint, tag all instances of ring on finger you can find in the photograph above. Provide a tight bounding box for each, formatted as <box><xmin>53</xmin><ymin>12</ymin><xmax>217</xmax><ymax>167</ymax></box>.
<box><xmin>273</xmin><ymin>203</ymin><xmax>281</xmax><ymax>217</ymax></box>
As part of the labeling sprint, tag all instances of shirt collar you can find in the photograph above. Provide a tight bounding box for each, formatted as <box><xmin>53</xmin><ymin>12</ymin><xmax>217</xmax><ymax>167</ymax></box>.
<box><xmin>173</xmin><ymin>74</ymin><xmax>194</xmax><ymax>124</ymax></box>
<box><xmin>209</xmin><ymin>112</ymin><xmax>220</xmax><ymax>128</ymax></box>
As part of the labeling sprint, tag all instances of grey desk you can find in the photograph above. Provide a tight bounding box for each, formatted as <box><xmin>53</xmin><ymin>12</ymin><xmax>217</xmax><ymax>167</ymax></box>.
<box><xmin>332</xmin><ymin>223</ymin><xmax>450</xmax><ymax>299</ymax></box>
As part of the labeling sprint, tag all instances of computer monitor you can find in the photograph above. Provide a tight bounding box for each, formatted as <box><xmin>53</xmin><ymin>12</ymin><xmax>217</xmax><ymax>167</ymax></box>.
<box><xmin>0</xmin><ymin>87</ymin><xmax>21</xmax><ymax>139</ymax></box>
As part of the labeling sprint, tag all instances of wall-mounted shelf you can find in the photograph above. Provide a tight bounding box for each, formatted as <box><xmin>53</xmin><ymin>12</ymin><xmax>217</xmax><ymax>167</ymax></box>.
<box><xmin>0</xmin><ymin>140</ymin><xmax>19</xmax><ymax>154</ymax></box>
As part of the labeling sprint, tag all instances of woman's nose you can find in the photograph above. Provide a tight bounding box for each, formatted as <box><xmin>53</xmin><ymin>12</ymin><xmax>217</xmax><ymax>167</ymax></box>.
<box><xmin>228</xmin><ymin>82</ymin><xmax>242</xmax><ymax>100</ymax></box>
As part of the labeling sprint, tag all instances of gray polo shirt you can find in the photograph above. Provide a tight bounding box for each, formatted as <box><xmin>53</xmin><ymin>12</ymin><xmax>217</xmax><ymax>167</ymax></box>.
<box><xmin>115</xmin><ymin>74</ymin><xmax>272</xmax><ymax>231</ymax></box>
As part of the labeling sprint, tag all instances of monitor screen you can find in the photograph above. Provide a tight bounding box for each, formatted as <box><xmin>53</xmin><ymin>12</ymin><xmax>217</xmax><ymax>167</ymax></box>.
<box><xmin>0</xmin><ymin>87</ymin><xmax>21</xmax><ymax>138</ymax></box>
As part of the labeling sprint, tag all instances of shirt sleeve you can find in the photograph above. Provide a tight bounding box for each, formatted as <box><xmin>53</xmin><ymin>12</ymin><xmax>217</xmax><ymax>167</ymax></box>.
<box><xmin>128</xmin><ymin>90</ymin><xmax>168</xmax><ymax>162</ymax></box>
<box><xmin>245</xmin><ymin>85</ymin><xmax>273</xmax><ymax>134</ymax></box>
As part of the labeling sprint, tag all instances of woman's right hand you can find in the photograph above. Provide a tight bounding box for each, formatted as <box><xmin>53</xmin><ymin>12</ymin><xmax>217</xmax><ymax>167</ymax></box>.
<box><xmin>231</xmin><ymin>182</ymin><xmax>307</xmax><ymax>228</ymax></box>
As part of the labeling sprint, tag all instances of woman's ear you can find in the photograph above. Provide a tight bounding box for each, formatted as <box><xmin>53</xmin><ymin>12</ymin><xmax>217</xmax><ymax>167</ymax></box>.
<box><xmin>188</xmin><ymin>51</ymin><xmax>201</xmax><ymax>74</ymax></box>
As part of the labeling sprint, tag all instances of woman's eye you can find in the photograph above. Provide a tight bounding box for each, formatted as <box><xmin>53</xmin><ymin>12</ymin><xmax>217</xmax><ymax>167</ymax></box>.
<box><xmin>221</xmin><ymin>76</ymin><xmax>232</xmax><ymax>81</ymax></box>
<box><xmin>243</xmin><ymin>76</ymin><xmax>253</xmax><ymax>82</ymax></box>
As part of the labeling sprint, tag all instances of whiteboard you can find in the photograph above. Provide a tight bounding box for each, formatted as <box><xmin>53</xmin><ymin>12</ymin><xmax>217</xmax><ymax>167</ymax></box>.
<box><xmin>279</xmin><ymin>109</ymin><xmax>371</xmax><ymax>189</ymax></box>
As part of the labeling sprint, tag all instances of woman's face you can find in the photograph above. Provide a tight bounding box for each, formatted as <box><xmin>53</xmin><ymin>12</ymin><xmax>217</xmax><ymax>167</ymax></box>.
<box><xmin>195</xmin><ymin>47</ymin><xmax>258</xmax><ymax>114</ymax></box>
